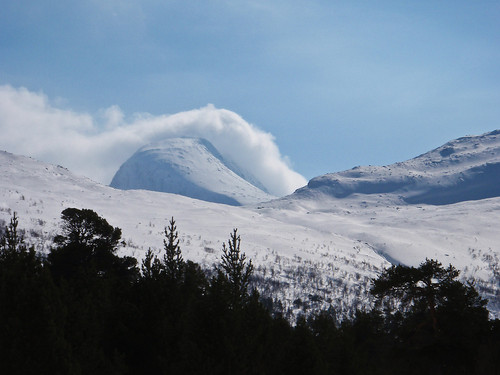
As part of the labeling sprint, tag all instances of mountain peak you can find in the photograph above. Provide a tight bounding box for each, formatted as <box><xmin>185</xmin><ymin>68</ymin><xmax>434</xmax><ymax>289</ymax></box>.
<box><xmin>110</xmin><ymin>137</ymin><xmax>274</xmax><ymax>206</ymax></box>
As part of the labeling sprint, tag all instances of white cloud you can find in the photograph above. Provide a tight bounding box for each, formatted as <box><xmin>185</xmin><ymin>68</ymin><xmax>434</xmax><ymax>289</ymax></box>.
<box><xmin>0</xmin><ymin>85</ymin><xmax>306</xmax><ymax>196</ymax></box>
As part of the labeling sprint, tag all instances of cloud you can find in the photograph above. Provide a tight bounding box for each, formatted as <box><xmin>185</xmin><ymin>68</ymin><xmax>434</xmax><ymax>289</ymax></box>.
<box><xmin>0</xmin><ymin>85</ymin><xmax>306</xmax><ymax>196</ymax></box>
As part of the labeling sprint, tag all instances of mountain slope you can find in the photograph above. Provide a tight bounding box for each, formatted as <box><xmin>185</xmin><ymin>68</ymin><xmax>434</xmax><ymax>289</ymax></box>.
<box><xmin>295</xmin><ymin>130</ymin><xmax>500</xmax><ymax>205</ymax></box>
<box><xmin>110</xmin><ymin>138</ymin><xmax>274</xmax><ymax>206</ymax></box>
<box><xmin>1</xmin><ymin>148</ymin><xmax>499</xmax><ymax>318</ymax></box>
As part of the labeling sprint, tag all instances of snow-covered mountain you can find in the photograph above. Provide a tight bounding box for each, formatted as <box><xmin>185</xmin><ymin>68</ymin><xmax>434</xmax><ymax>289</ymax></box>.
<box><xmin>294</xmin><ymin>130</ymin><xmax>500</xmax><ymax>205</ymax></box>
<box><xmin>1</xmin><ymin>130</ymin><xmax>499</xmax><ymax>318</ymax></box>
<box><xmin>0</xmin><ymin>149</ymin><xmax>389</xmax><ymax>318</ymax></box>
<box><xmin>110</xmin><ymin>138</ymin><xmax>274</xmax><ymax>206</ymax></box>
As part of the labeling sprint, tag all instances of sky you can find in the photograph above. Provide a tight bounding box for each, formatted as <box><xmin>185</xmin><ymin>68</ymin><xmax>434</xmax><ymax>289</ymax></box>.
<box><xmin>1</xmin><ymin>0</ymin><xmax>499</xmax><ymax>195</ymax></box>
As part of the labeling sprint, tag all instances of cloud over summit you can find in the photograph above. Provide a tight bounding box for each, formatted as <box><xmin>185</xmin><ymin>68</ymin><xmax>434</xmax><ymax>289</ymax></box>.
<box><xmin>0</xmin><ymin>85</ymin><xmax>306</xmax><ymax>196</ymax></box>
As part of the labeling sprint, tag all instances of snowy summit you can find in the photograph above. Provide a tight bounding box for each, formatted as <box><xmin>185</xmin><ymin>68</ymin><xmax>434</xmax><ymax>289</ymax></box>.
<box><xmin>110</xmin><ymin>138</ymin><xmax>274</xmax><ymax>206</ymax></box>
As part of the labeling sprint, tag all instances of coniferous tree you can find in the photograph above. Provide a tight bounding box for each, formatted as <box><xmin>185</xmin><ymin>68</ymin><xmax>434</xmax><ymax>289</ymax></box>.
<box><xmin>0</xmin><ymin>213</ymin><xmax>76</xmax><ymax>374</ymax></box>
<box><xmin>55</xmin><ymin>207</ymin><xmax>121</xmax><ymax>249</ymax></box>
<box><xmin>0</xmin><ymin>212</ymin><xmax>23</xmax><ymax>256</ymax></box>
<box><xmin>141</xmin><ymin>248</ymin><xmax>162</xmax><ymax>280</ymax></box>
<box><xmin>163</xmin><ymin>217</ymin><xmax>184</xmax><ymax>282</ymax></box>
<box><xmin>370</xmin><ymin>258</ymin><xmax>492</xmax><ymax>374</ymax></box>
<box><xmin>49</xmin><ymin>207</ymin><xmax>138</xmax><ymax>282</ymax></box>
<box><xmin>371</xmin><ymin>258</ymin><xmax>487</xmax><ymax>334</ymax></box>
<box><xmin>218</xmin><ymin>228</ymin><xmax>254</xmax><ymax>308</ymax></box>
<box><xmin>47</xmin><ymin>208</ymin><xmax>139</xmax><ymax>374</ymax></box>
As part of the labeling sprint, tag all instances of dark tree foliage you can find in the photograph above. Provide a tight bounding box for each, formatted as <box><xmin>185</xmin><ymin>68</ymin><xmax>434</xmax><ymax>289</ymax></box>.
<box><xmin>371</xmin><ymin>259</ymin><xmax>489</xmax><ymax>334</ymax></box>
<box><xmin>0</xmin><ymin>213</ymin><xmax>76</xmax><ymax>374</ymax></box>
<box><xmin>372</xmin><ymin>259</ymin><xmax>463</xmax><ymax>333</ymax></box>
<box><xmin>49</xmin><ymin>207</ymin><xmax>138</xmax><ymax>282</ymax></box>
<box><xmin>140</xmin><ymin>217</ymin><xmax>184</xmax><ymax>284</ymax></box>
<box><xmin>0</xmin><ymin>212</ymin><xmax>24</xmax><ymax>257</ymax></box>
<box><xmin>217</xmin><ymin>228</ymin><xmax>254</xmax><ymax>308</ymax></box>
<box><xmin>163</xmin><ymin>216</ymin><xmax>184</xmax><ymax>281</ymax></box>
<box><xmin>1</xmin><ymin>211</ymin><xmax>499</xmax><ymax>375</ymax></box>
<box><xmin>370</xmin><ymin>259</ymin><xmax>493</xmax><ymax>374</ymax></box>
<box><xmin>140</xmin><ymin>247</ymin><xmax>162</xmax><ymax>280</ymax></box>
<box><xmin>55</xmin><ymin>207</ymin><xmax>121</xmax><ymax>249</ymax></box>
<box><xmin>47</xmin><ymin>208</ymin><xmax>140</xmax><ymax>374</ymax></box>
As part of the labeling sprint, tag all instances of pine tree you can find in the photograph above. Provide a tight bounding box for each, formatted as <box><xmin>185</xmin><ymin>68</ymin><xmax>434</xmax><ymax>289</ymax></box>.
<box><xmin>0</xmin><ymin>213</ymin><xmax>77</xmax><ymax>374</ymax></box>
<box><xmin>54</xmin><ymin>207</ymin><xmax>122</xmax><ymax>250</ymax></box>
<box><xmin>371</xmin><ymin>258</ymin><xmax>484</xmax><ymax>335</ymax></box>
<box><xmin>0</xmin><ymin>212</ymin><xmax>39</xmax><ymax>274</ymax></box>
<box><xmin>141</xmin><ymin>248</ymin><xmax>162</xmax><ymax>280</ymax></box>
<box><xmin>48</xmin><ymin>208</ymin><xmax>138</xmax><ymax>282</ymax></box>
<box><xmin>0</xmin><ymin>212</ymin><xmax>26</xmax><ymax>257</ymax></box>
<box><xmin>219</xmin><ymin>228</ymin><xmax>254</xmax><ymax>308</ymax></box>
<box><xmin>163</xmin><ymin>217</ymin><xmax>184</xmax><ymax>282</ymax></box>
<box><xmin>370</xmin><ymin>258</ymin><xmax>491</xmax><ymax>374</ymax></box>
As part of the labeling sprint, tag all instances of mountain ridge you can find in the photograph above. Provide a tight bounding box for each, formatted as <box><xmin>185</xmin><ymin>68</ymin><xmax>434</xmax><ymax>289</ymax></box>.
<box><xmin>293</xmin><ymin>129</ymin><xmax>500</xmax><ymax>205</ymax></box>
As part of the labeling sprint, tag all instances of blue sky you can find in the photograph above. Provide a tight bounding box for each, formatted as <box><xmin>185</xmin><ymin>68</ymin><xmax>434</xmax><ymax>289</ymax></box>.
<box><xmin>1</xmin><ymin>0</ymin><xmax>499</xmax><ymax>184</ymax></box>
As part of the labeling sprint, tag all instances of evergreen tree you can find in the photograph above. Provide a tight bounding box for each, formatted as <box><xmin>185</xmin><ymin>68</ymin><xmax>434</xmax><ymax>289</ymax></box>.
<box><xmin>218</xmin><ymin>228</ymin><xmax>254</xmax><ymax>308</ymax></box>
<box><xmin>141</xmin><ymin>248</ymin><xmax>162</xmax><ymax>280</ymax></box>
<box><xmin>47</xmin><ymin>208</ymin><xmax>139</xmax><ymax>374</ymax></box>
<box><xmin>163</xmin><ymin>217</ymin><xmax>184</xmax><ymax>282</ymax></box>
<box><xmin>371</xmin><ymin>258</ymin><xmax>486</xmax><ymax>334</ymax></box>
<box><xmin>0</xmin><ymin>213</ymin><xmax>76</xmax><ymax>374</ymax></box>
<box><xmin>0</xmin><ymin>212</ymin><xmax>24</xmax><ymax>257</ymax></box>
<box><xmin>55</xmin><ymin>207</ymin><xmax>121</xmax><ymax>249</ymax></box>
<box><xmin>49</xmin><ymin>207</ymin><xmax>138</xmax><ymax>282</ymax></box>
<box><xmin>371</xmin><ymin>258</ymin><xmax>491</xmax><ymax>374</ymax></box>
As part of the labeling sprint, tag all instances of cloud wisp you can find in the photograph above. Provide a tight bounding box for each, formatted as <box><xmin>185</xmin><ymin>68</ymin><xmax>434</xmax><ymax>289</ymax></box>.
<box><xmin>0</xmin><ymin>85</ymin><xmax>307</xmax><ymax>196</ymax></box>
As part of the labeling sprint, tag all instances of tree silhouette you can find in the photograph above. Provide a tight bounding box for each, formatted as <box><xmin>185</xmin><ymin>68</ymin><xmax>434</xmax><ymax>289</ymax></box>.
<box><xmin>54</xmin><ymin>207</ymin><xmax>121</xmax><ymax>249</ymax></box>
<box><xmin>371</xmin><ymin>258</ymin><xmax>486</xmax><ymax>335</ymax></box>
<box><xmin>218</xmin><ymin>228</ymin><xmax>254</xmax><ymax>308</ymax></box>
<box><xmin>0</xmin><ymin>209</ymin><xmax>498</xmax><ymax>374</ymax></box>
<box><xmin>370</xmin><ymin>258</ymin><xmax>492</xmax><ymax>374</ymax></box>
<box><xmin>0</xmin><ymin>213</ymin><xmax>76</xmax><ymax>374</ymax></box>
<box><xmin>49</xmin><ymin>208</ymin><xmax>137</xmax><ymax>282</ymax></box>
<box><xmin>141</xmin><ymin>248</ymin><xmax>162</xmax><ymax>280</ymax></box>
<box><xmin>0</xmin><ymin>212</ymin><xmax>25</xmax><ymax>257</ymax></box>
<box><xmin>163</xmin><ymin>217</ymin><xmax>184</xmax><ymax>282</ymax></box>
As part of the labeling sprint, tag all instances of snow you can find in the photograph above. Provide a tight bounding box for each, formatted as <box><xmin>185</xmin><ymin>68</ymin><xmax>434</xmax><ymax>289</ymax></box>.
<box><xmin>1</xmin><ymin>130</ymin><xmax>499</xmax><ymax>317</ymax></box>
<box><xmin>110</xmin><ymin>138</ymin><xmax>274</xmax><ymax>206</ymax></box>
<box><xmin>297</xmin><ymin>130</ymin><xmax>500</xmax><ymax>205</ymax></box>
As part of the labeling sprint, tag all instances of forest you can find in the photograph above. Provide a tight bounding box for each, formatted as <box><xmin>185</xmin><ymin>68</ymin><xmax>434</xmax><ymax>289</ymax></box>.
<box><xmin>0</xmin><ymin>208</ymin><xmax>499</xmax><ymax>375</ymax></box>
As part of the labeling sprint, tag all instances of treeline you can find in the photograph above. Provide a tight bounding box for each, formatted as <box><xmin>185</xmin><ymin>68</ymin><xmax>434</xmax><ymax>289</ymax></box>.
<box><xmin>0</xmin><ymin>208</ymin><xmax>499</xmax><ymax>375</ymax></box>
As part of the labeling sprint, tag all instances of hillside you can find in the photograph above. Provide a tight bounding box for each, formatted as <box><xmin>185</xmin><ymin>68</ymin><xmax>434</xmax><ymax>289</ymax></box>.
<box><xmin>1</xmin><ymin>145</ymin><xmax>499</xmax><ymax>318</ymax></box>
<box><xmin>294</xmin><ymin>130</ymin><xmax>500</xmax><ymax>205</ymax></box>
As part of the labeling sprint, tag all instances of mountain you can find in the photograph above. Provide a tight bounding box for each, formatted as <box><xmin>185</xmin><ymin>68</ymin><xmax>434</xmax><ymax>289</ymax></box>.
<box><xmin>294</xmin><ymin>130</ymin><xmax>500</xmax><ymax>205</ymax></box>
<box><xmin>1</xmin><ymin>131</ymin><xmax>499</xmax><ymax>318</ymax></box>
<box><xmin>110</xmin><ymin>137</ymin><xmax>273</xmax><ymax>206</ymax></box>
